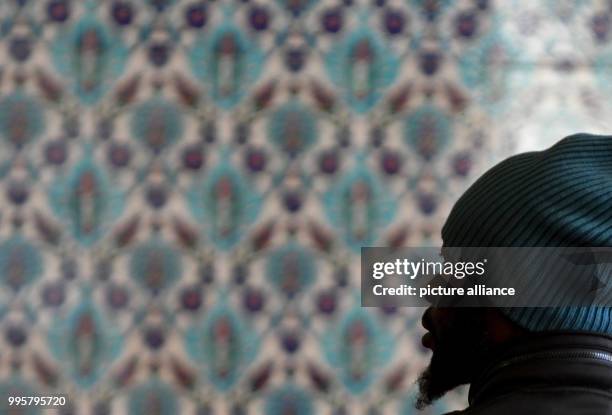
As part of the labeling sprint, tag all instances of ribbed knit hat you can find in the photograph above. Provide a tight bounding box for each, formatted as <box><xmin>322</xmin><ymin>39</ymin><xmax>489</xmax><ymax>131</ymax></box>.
<box><xmin>442</xmin><ymin>133</ymin><xmax>612</xmax><ymax>334</ymax></box>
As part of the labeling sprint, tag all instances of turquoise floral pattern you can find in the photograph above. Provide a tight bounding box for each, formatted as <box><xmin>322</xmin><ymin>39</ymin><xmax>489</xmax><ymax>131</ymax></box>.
<box><xmin>51</xmin><ymin>15</ymin><xmax>128</xmax><ymax>105</ymax></box>
<box><xmin>0</xmin><ymin>0</ymin><xmax>599</xmax><ymax>413</ymax></box>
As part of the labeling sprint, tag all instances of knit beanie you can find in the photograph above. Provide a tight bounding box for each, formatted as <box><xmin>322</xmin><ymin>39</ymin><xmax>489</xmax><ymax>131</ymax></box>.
<box><xmin>442</xmin><ymin>133</ymin><xmax>612</xmax><ymax>334</ymax></box>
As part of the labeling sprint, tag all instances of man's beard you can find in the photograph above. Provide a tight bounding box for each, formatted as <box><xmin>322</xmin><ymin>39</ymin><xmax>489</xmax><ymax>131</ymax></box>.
<box><xmin>415</xmin><ymin>309</ymin><xmax>492</xmax><ymax>410</ymax></box>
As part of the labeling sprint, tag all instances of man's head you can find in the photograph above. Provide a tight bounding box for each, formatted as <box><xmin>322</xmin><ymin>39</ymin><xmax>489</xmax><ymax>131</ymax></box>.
<box><xmin>440</xmin><ymin>133</ymin><xmax>612</xmax><ymax>333</ymax></box>
<box><xmin>416</xmin><ymin>307</ymin><xmax>526</xmax><ymax>409</ymax></box>
<box><xmin>416</xmin><ymin>133</ymin><xmax>612</xmax><ymax>408</ymax></box>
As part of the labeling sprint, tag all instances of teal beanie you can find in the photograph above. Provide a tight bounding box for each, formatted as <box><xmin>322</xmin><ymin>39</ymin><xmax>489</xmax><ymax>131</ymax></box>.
<box><xmin>442</xmin><ymin>133</ymin><xmax>612</xmax><ymax>334</ymax></box>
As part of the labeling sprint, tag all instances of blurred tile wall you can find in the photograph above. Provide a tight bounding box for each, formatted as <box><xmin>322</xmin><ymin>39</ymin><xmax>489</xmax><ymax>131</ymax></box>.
<box><xmin>0</xmin><ymin>0</ymin><xmax>610</xmax><ymax>413</ymax></box>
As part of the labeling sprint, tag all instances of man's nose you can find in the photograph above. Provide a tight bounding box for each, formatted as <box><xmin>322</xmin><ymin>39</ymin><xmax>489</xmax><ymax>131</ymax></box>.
<box><xmin>421</xmin><ymin>307</ymin><xmax>434</xmax><ymax>331</ymax></box>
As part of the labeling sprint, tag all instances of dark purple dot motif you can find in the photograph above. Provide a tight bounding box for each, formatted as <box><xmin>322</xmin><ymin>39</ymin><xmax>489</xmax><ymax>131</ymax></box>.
<box><xmin>106</xmin><ymin>285</ymin><xmax>129</xmax><ymax>309</ymax></box>
<box><xmin>97</xmin><ymin>119</ymin><xmax>114</xmax><ymax>139</ymax></box>
<box><xmin>233</xmin><ymin>264</ymin><xmax>248</xmax><ymax>285</ymax></box>
<box><xmin>284</xmin><ymin>48</ymin><xmax>306</xmax><ymax>72</ymax></box>
<box><xmin>62</xmin><ymin>117</ymin><xmax>79</xmax><ymax>138</ymax></box>
<box><xmin>453</xmin><ymin>152</ymin><xmax>472</xmax><ymax>177</ymax></box>
<box><xmin>108</xmin><ymin>143</ymin><xmax>132</xmax><ymax>168</ymax></box>
<box><xmin>148</xmin><ymin>43</ymin><xmax>170</xmax><ymax>67</ymax></box>
<box><xmin>180</xmin><ymin>286</ymin><xmax>202</xmax><ymax>311</ymax></box>
<box><xmin>336</xmin><ymin>127</ymin><xmax>351</xmax><ymax>147</ymax></box>
<box><xmin>319</xmin><ymin>150</ymin><xmax>339</xmax><ymax>174</ymax></box>
<box><xmin>280</xmin><ymin>330</ymin><xmax>300</xmax><ymax>353</ymax></box>
<box><xmin>61</xmin><ymin>258</ymin><xmax>77</xmax><ymax>280</ymax></box>
<box><xmin>455</xmin><ymin>12</ymin><xmax>478</xmax><ymax>38</ymax></box>
<box><xmin>199</xmin><ymin>263</ymin><xmax>215</xmax><ymax>284</ymax></box>
<box><xmin>418</xmin><ymin>192</ymin><xmax>437</xmax><ymax>215</ymax></box>
<box><xmin>420</xmin><ymin>51</ymin><xmax>441</xmax><ymax>76</ymax></box>
<box><xmin>5</xmin><ymin>326</ymin><xmax>27</xmax><ymax>347</ymax></box>
<box><xmin>316</xmin><ymin>290</ymin><xmax>337</xmax><ymax>315</ymax></box>
<box><xmin>321</xmin><ymin>8</ymin><xmax>343</xmax><ymax>33</ymax></box>
<box><xmin>146</xmin><ymin>185</ymin><xmax>167</xmax><ymax>209</ymax></box>
<box><xmin>149</xmin><ymin>0</ymin><xmax>171</xmax><ymax>12</ymax></box>
<box><xmin>380</xmin><ymin>304</ymin><xmax>397</xmax><ymax>315</ymax></box>
<box><xmin>48</xmin><ymin>0</ymin><xmax>70</xmax><ymax>22</ymax></box>
<box><xmin>6</xmin><ymin>182</ymin><xmax>29</xmax><ymax>205</ymax></box>
<box><xmin>554</xmin><ymin>58</ymin><xmax>575</xmax><ymax>73</ymax></box>
<box><xmin>421</xmin><ymin>0</ymin><xmax>443</xmax><ymax>21</ymax></box>
<box><xmin>335</xmin><ymin>266</ymin><xmax>348</xmax><ymax>287</ymax></box>
<box><xmin>143</xmin><ymin>326</ymin><xmax>165</xmax><ymax>350</ymax></box>
<box><xmin>245</xmin><ymin>147</ymin><xmax>267</xmax><ymax>172</ymax></box>
<box><xmin>381</xmin><ymin>151</ymin><xmax>402</xmax><ymax>175</ymax></box>
<box><xmin>182</xmin><ymin>145</ymin><xmax>204</xmax><ymax>170</ymax></box>
<box><xmin>243</xmin><ymin>287</ymin><xmax>264</xmax><ymax>313</ymax></box>
<box><xmin>200</xmin><ymin>122</ymin><xmax>216</xmax><ymax>143</ymax></box>
<box><xmin>9</xmin><ymin>37</ymin><xmax>32</xmax><ymax>62</ymax></box>
<box><xmin>95</xmin><ymin>260</ymin><xmax>112</xmax><ymax>281</ymax></box>
<box><xmin>44</xmin><ymin>140</ymin><xmax>67</xmax><ymax>165</ymax></box>
<box><xmin>249</xmin><ymin>5</ymin><xmax>270</xmax><ymax>31</ymax></box>
<box><xmin>474</xmin><ymin>0</ymin><xmax>488</xmax><ymax>10</ymax></box>
<box><xmin>185</xmin><ymin>3</ymin><xmax>206</xmax><ymax>28</ymax></box>
<box><xmin>370</xmin><ymin>127</ymin><xmax>385</xmax><ymax>147</ymax></box>
<box><xmin>112</xmin><ymin>1</ymin><xmax>133</xmax><ymax>26</ymax></box>
<box><xmin>384</xmin><ymin>9</ymin><xmax>405</xmax><ymax>35</ymax></box>
<box><xmin>285</xmin><ymin>0</ymin><xmax>310</xmax><ymax>17</ymax></box>
<box><xmin>592</xmin><ymin>13</ymin><xmax>610</xmax><ymax>42</ymax></box>
<box><xmin>283</xmin><ymin>191</ymin><xmax>302</xmax><ymax>213</ymax></box>
<box><xmin>234</xmin><ymin>123</ymin><xmax>250</xmax><ymax>145</ymax></box>
<box><xmin>42</xmin><ymin>283</ymin><xmax>65</xmax><ymax>307</ymax></box>
<box><xmin>11</xmin><ymin>214</ymin><xmax>24</xmax><ymax>229</ymax></box>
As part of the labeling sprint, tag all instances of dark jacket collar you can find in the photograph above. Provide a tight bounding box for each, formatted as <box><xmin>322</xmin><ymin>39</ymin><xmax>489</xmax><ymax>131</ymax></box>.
<box><xmin>468</xmin><ymin>331</ymin><xmax>612</xmax><ymax>406</ymax></box>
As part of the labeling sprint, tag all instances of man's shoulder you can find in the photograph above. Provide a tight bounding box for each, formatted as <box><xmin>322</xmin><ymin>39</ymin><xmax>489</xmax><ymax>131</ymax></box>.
<box><xmin>438</xmin><ymin>385</ymin><xmax>612</xmax><ymax>415</ymax></box>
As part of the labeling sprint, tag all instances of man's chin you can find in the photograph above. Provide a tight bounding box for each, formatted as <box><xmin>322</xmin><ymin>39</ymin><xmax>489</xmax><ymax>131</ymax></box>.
<box><xmin>415</xmin><ymin>308</ymin><xmax>492</xmax><ymax>410</ymax></box>
<box><xmin>415</xmin><ymin>353</ymin><xmax>469</xmax><ymax>410</ymax></box>
<box><xmin>415</xmin><ymin>367</ymin><xmax>449</xmax><ymax>409</ymax></box>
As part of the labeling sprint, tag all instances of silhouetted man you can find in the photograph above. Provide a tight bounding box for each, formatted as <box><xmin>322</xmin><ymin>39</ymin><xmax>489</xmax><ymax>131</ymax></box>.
<box><xmin>418</xmin><ymin>134</ymin><xmax>612</xmax><ymax>414</ymax></box>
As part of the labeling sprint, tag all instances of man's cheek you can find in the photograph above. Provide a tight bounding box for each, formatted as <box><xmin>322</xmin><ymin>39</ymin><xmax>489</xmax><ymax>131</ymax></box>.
<box><xmin>430</xmin><ymin>309</ymin><xmax>456</xmax><ymax>333</ymax></box>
